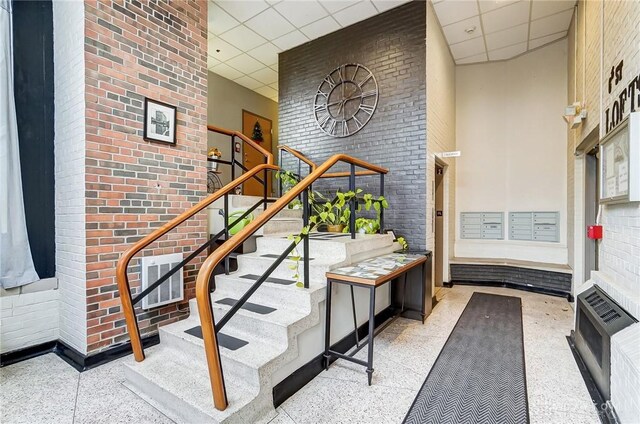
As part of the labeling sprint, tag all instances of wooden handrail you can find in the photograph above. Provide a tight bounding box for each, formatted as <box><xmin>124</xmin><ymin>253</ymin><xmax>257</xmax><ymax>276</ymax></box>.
<box><xmin>208</xmin><ymin>125</ymin><xmax>273</xmax><ymax>165</ymax></box>
<box><xmin>194</xmin><ymin>154</ymin><xmax>388</xmax><ymax>411</ymax></box>
<box><xmin>277</xmin><ymin>145</ymin><xmax>317</xmax><ymax>170</ymax></box>
<box><xmin>115</xmin><ymin>163</ymin><xmax>279</xmax><ymax>367</ymax></box>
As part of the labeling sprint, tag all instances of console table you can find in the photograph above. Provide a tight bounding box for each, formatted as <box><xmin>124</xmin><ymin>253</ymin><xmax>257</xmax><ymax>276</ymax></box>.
<box><xmin>323</xmin><ymin>252</ymin><xmax>428</xmax><ymax>385</ymax></box>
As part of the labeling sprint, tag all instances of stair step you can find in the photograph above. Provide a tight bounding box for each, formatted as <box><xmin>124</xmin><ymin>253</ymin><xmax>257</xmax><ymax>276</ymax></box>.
<box><xmin>216</xmin><ymin>297</ymin><xmax>277</xmax><ymax>315</ymax></box>
<box><xmin>124</xmin><ymin>345</ymin><xmax>273</xmax><ymax>424</ymax></box>
<box><xmin>239</xmin><ymin>273</ymin><xmax>296</xmax><ymax>286</ymax></box>
<box><xmin>259</xmin><ymin>253</ymin><xmax>314</xmax><ymax>261</ymax></box>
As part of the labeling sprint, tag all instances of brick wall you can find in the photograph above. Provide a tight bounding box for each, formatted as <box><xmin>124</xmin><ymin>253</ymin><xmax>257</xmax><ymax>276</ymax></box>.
<box><xmin>82</xmin><ymin>0</ymin><xmax>208</xmax><ymax>353</ymax></box>
<box><xmin>278</xmin><ymin>1</ymin><xmax>427</xmax><ymax>250</ymax></box>
<box><xmin>53</xmin><ymin>0</ymin><xmax>88</xmax><ymax>354</ymax></box>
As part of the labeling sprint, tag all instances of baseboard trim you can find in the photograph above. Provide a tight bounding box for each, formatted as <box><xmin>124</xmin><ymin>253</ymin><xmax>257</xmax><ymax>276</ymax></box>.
<box><xmin>1</xmin><ymin>334</ymin><xmax>160</xmax><ymax>372</ymax></box>
<box><xmin>272</xmin><ymin>306</ymin><xmax>395</xmax><ymax>408</ymax></box>
<box><xmin>450</xmin><ymin>280</ymin><xmax>574</xmax><ymax>302</ymax></box>
<box><xmin>0</xmin><ymin>340</ymin><xmax>58</xmax><ymax>367</ymax></box>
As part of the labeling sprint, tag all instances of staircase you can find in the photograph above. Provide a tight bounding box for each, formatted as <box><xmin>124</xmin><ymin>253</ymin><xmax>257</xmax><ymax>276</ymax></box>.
<box><xmin>123</xmin><ymin>202</ymin><xmax>399</xmax><ymax>423</ymax></box>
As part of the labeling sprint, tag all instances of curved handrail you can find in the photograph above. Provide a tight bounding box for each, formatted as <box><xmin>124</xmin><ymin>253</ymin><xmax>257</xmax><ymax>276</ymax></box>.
<box><xmin>195</xmin><ymin>154</ymin><xmax>388</xmax><ymax>410</ymax></box>
<box><xmin>278</xmin><ymin>145</ymin><xmax>317</xmax><ymax>170</ymax></box>
<box><xmin>116</xmin><ymin>163</ymin><xmax>279</xmax><ymax>363</ymax></box>
<box><xmin>208</xmin><ymin>125</ymin><xmax>273</xmax><ymax>165</ymax></box>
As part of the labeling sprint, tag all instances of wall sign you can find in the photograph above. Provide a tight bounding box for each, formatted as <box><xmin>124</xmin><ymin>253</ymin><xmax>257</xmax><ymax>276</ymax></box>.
<box><xmin>439</xmin><ymin>151</ymin><xmax>461</xmax><ymax>158</ymax></box>
<box><xmin>604</xmin><ymin>60</ymin><xmax>640</xmax><ymax>134</ymax></box>
<box><xmin>600</xmin><ymin>112</ymin><xmax>639</xmax><ymax>203</ymax></box>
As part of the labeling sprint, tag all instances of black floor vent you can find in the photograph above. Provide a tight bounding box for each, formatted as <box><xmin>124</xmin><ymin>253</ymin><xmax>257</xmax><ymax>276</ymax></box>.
<box><xmin>585</xmin><ymin>292</ymin><xmax>621</xmax><ymax>324</ymax></box>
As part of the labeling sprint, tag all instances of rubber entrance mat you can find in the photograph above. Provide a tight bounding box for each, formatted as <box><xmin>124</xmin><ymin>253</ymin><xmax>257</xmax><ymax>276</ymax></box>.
<box><xmin>403</xmin><ymin>292</ymin><xmax>529</xmax><ymax>424</ymax></box>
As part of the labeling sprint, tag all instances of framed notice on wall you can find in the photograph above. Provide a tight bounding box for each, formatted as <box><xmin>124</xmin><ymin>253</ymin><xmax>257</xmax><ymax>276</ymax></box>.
<box><xmin>600</xmin><ymin>112</ymin><xmax>640</xmax><ymax>203</ymax></box>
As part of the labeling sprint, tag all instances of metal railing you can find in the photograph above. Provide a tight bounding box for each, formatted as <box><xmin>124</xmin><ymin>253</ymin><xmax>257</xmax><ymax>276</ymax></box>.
<box><xmin>194</xmin><ymin>154</ymin><xmax>388</xmax><ymax>411</ymax></box>
<box><xmin>116</xmin><ymin>126</ymin><xmax>274</xmax><ymax>362</ymax></box>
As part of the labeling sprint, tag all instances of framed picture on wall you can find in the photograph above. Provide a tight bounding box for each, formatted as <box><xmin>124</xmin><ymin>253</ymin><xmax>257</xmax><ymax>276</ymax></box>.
<box><xmin>144</xmin><ymin>98</ymin><xmax>177</xmax><ymax>144</ymax></box>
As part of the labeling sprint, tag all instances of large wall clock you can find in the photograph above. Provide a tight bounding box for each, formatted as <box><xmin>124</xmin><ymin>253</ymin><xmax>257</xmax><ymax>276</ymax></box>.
<box><xmin>313</xmin><ymin>64</ymin><xmax>378</xmax><ymax>138</ymax></box>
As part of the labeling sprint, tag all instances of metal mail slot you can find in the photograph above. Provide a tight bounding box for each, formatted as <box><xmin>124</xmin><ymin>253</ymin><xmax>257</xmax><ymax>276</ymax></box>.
<box><xmin>508</xmin><ymin>211</ymin><xmax>559</xmax><ymax>242</ymax></box>
<box><xmin>533</xmin><ymin>234</ymin><xmax>557</xmax><ymax>242</ymax></box>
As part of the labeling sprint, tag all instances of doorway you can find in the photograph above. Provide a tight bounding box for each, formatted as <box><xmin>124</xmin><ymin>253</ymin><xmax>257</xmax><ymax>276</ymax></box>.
<box><xmin>242</xmin><ymin>110</ymin><xmax>272</xmax><ymax>196</ymax></box>
<box><xmin>584</xmin><ymin>147</ymin><xmax>599</xmax><ymax>280</ymax></box>
<box><xmin>434</xmin><ymin>163</ymin><xmax>445</xmax><ymax>287</ymax></box>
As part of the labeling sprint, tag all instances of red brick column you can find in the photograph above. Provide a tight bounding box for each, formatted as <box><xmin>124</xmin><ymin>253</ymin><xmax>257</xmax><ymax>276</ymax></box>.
<box><xmin>83</xmin><ymin>0</ymin><xmax>208</xmax><ymax>353</ymax></box>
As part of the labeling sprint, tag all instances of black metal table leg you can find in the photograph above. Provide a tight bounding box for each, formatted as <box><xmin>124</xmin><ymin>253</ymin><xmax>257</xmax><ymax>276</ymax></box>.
<box><xmin>366</xmin><ymin>286</ymin><xmax>376</xmax><ymax>385</ymax></box>
<box><xmin>324</xmin><ymin>279</ymin><xmax>332</xmax><ymax>370</ymax></box>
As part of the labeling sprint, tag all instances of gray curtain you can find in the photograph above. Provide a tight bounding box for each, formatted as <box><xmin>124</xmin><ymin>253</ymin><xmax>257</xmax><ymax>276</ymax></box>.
<box><xmin>0</xmin><ymin>0</ymin><xmax>40</xmax><ymax>288</ymax></box>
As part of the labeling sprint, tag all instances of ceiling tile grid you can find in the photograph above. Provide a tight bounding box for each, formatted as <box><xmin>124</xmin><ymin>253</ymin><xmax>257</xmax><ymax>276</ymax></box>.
<box><xmin>207</xmin><ymin>0</ymin><xmax>412</xmax><ymax>102</ymax></box>
<box><xmin>433</xmin><ymin>0</ymin><xmax>576</xmax><ymax>65</ymax></box>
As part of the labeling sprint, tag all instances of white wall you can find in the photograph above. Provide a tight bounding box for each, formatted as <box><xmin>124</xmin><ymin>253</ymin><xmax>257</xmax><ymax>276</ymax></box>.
<box><xmin>53</xmin><ymin>0</ymin><xmax>87</xmax><ymax>354</ymax></box>
<box><xmin>0</xmin><ymin>279</ymin><xmax>59</xmax><ymax>353</ymax></box>
<box><xmin>426</xmin><ymin>1</ymin><xmax>456</xmax><ymax>282</ymax></box>
<box><xmin>455</xmin><ymin>40</ymin><xmax>569</xmax><ymax>264</ymax></box>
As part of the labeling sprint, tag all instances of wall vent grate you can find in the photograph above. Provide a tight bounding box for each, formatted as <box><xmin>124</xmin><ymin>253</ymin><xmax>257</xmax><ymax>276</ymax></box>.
<box><xmin>585</xmin><ymin>292</ymin><xmax>621</xmax><ymax>324</ymax></box>
<box><xmin>141</xmin><ymin>253</ymin><xmax>184</xmax><ymax>309</ymax></box>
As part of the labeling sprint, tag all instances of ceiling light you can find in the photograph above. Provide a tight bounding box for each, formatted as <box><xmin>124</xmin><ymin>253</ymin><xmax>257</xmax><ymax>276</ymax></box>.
<box><xmin>465</xmin><ymin>26</ymin><xmax>476</xmax><ymax>34</ymax></box>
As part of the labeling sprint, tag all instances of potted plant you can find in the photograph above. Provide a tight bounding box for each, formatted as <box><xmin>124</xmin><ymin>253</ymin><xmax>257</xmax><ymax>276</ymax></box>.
<box><xmin>207</xmin><ymin>147</ymin><xmax>222</xmax><ymax>171</ymax></box>
<box><xmin>310</xmin><ymin>189</ymin><xmax>359</xmax><ymax>232</ymax></box>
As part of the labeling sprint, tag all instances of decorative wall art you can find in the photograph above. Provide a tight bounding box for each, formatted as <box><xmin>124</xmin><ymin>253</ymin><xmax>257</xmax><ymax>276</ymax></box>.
<box><xmin>144</xmin><ymin>98</ymin><xmax>177</xmax><ymax>144</ymax></box>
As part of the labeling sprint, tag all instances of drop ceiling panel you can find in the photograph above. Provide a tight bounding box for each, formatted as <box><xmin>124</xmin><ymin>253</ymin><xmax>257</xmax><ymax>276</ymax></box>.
<box><xmin>481</xmin><ymin>0</ymin><xmax>530</xmax><ymax>34</ymax></box>
<box><xmin>272</xmin><ymin>30</ymin><xmax>309</xmax><ymax>51</ymax></box>
<box><xmin>333</xmin><ymin>1</ymin><xmax>379</xmax><ymax>27</ymax></box>
<box><xmin>247</xmin><ymin>42</ymin><xmax>280</xmax><ymax>67</ymax></box>
<box><xmin>216</xmin><ymin>0</ymin><xmax>270</xmax><ymax>23</ymax></box>
<box><xmin>226</xmin><ymin>53</ymin><xmax>265</xmax><ymax>74</ymax></box>
<box><xmin>208</xmin><ymin>3</ymin><xmax>240</xmax><ymax>35</ymax></box>
<box><xmin>485</xmin><ymin>23</ymin><xmax>528</xmax><ymax>51</ymax></box>
<box><xmin>433</xmin><ymin>0</ymin><xmax>479</xmax><ymax>26</ymax></box>
<box><xmin>529</xmin><ymin>8</ymin><xmax>573</xmax><ymax>39</ymax></box>
<box><xmin>250</xmin><ymin>67</ymin><xmax>279</xmax><ymax>85</ymax></box>
<box><xmin>433</xmin><ymin>0</ymin><xmax>575</xmax><ymax>65</ymax></box>
<box><xmin>529</xmin><ymin>31</ymin><xmax>566</xmax><ymax>49</ymax></box>
<box><xmin>219</xmin><ymin>25</ymin><xmax>267</xmax><ymax>52</ymax></box>
<box><xmin>274</xmin><ymin>0</ymin><xmax>329</xmax><ymax>27</ymax></box>
<box><xmin>300</xmin><ymin>16</ymin><xmax>341</xmax><ymax>39</ymax></box>
<box><xmin>531</xmin><ymin>0</ymin><xmax>574</xmax><ymax>20</ymax></box>
<box><xmin>450</xmin><ymin>37</ymin><xmax>486</xmax><ymax>60</ymax></box>
<box><xmin>246</xmin><ymin>8</ymin><xmax>295</xmax><ymax>40</ymax></box>
<box><xmin>442</xmin><ymin>16</ymin><xmax>483</xmax><ymax>45</ymax></box>
<box><xmin>488</xmin><ymin>41</ymin><xmax>527</xmax><ymax>60</ymax></box>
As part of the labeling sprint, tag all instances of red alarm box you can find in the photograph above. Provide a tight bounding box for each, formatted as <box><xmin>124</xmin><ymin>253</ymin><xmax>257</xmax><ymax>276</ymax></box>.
<box><xmin>587</xmin><ymin>225</ymin><xmax>603</xmax><ymax>240</ymax></box>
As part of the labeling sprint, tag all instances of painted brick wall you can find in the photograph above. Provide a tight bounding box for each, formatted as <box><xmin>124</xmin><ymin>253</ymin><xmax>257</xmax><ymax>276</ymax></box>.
<box><xmin>568</xmin><ymin>0</ymin><xmax>640</xmax><ymax>420</ymax></box>
<box><xmin>82</xmin><ymin>0</ymin><xmax>208</xmax><ymax>353</ymax></box>
<box><xmin>53</xmin><ymin>0</ymin><xmax>88</xmax><ymax>354</ymax></box>
<box><xmin>426</xmin><ymin>1</ymin><xmax>456</xmax><ymax>281</ymax></box>
<box><xmin>278</xmin><ymin>1</ymin><xmax>427</xmax><ymax>250</ymax></box>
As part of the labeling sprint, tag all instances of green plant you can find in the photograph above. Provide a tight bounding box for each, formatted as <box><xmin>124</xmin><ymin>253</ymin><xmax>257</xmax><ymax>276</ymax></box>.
<box><xmin>276</xmin><ymin>170</ymin><xmax>302</xmax><ymax>209</ymax></box>
<box><xmin>396</xmin><ymin>236</ymin><xmax>408</xmax><ymax>251</ymax></box>
<box><xmin>355</xmin><ymin>217</ymin><xmax>379</xmax><ymax>234</ymax></box>
<box><xmin>310</xmin><ymin>189</ymin><xmax>360</xmax><ymax>227</ymax></box>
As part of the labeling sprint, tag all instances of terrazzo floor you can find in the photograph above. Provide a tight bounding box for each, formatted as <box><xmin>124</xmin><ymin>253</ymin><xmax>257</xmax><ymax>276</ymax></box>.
<box><xmin>0</xmin><ymin>285</ymin><xmax>600</xmax><ymax>424</ymax></box>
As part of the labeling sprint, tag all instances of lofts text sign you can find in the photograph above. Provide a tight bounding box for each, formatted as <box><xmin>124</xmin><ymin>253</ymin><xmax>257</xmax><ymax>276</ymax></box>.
<box><xmin>605</xmin><ymin>60</ymin><xmax>640</xmax><ymax>134</ymax></box>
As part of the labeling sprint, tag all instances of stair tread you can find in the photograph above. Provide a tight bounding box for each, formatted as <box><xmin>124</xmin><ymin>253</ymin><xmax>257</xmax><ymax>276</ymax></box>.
<box><xmin>214</xmin><ymin>272</ymin><xmax>326</xmax><ymax>295</ymax></box>
<box><xmin>160</xmin><ymin>317</ymin><xmax>285</xmax><ymax>369</ymax></box>
<box><xmin>125</xmin><ymin>345</ymin><xmax>257</xmax><ymax>421</ymax></box>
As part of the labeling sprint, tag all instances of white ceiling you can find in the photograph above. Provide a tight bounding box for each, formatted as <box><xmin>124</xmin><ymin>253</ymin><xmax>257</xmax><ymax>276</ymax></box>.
<box><xmin>207</xmin><ymin>0</ymin><xmax>412</xmax><ymax>102</ymax></box>
<box><xmin>433</xmin><ymin>0</ymin><xmax>576</xmax><ymax>65</ymax></box>
<box><xmin>207</xmin><ymin>0</ymin><xmax>576</xmax><ymax>102</ymax></box>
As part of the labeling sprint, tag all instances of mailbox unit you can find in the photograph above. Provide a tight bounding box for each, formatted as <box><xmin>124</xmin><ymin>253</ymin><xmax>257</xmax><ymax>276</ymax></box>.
<box><xmin>460</xmin><ymin>212</ymin><xmax>504</xmax><ymax>240</ymax></box>
<box><xmin>509</xmin><ymin>212</ymin><xmax>560</xmax><ymax>242</ymax></box>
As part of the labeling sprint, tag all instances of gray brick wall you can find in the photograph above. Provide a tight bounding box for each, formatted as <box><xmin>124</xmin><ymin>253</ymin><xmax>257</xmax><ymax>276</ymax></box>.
<box><xmin>278</xmin><ymin>1</ymin><xmax>427</xmax><ymax>249</ymax></box>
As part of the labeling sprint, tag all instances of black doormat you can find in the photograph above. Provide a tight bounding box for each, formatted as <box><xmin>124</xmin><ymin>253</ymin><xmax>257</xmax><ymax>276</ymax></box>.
<box><xmin>403</xmin><ymin>292</ymin><xmax>529</xmax><ymax>424</ymax></box>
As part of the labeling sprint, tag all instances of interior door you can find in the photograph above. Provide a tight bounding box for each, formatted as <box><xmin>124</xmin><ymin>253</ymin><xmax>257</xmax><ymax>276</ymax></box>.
<box><xmin>242</xmin><ymin>110</ymin><xmax>272</xmax><ymax>196</ymax></box>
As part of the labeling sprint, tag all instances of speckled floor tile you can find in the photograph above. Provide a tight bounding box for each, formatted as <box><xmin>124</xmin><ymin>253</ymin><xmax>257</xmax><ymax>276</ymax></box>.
<box><xmin>321</xmin><ymin>347</ymin><xmax>425</xmax><ymax>390</ymax></box>
<box><xmin>74</xmin><ymin>356</ymin><xmax>175</xmax><ymax>424</ymax></box>
<box><xmin>0</xmin><ymin>354</ymin><xmax>79</xmax><ymax>424</ymax></box>
<box><xmin>267</xmin><ymin>407</ymin><xmax>297</xmax><ymax>424</ymax></box>
<box><xmin>280</xmin><ymin>377</ymin><xmax>417</xmax><ymax>424</ymax></box>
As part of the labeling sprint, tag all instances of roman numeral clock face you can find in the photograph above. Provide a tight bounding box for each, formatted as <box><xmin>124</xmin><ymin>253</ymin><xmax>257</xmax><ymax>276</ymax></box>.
<box><xmin>314</xmin><ymin>64</ymin><xmax>378</xmax><ymax>138</ymax></box>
